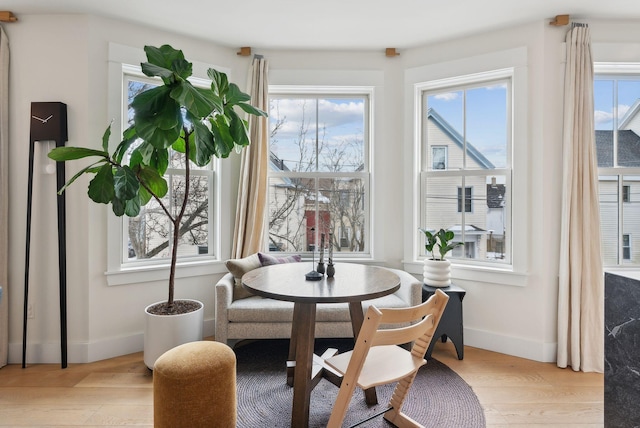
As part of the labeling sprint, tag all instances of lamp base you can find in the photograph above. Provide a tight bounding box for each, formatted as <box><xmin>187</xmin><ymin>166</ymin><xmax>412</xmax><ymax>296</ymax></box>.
<box><xmin>305</xmin><ymin>270</ymin><xmax>323</xmax><ymax>281</ymax></box>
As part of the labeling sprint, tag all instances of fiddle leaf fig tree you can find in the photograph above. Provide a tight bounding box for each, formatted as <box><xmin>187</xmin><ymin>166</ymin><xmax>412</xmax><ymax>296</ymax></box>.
<box><xmin>49</xmin><ymin>45</ymin><xmax>266</xmax><ymax>313</ymax></box>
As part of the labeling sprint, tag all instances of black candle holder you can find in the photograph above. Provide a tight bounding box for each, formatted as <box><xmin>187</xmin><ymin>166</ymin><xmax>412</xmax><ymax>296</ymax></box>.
<box><xmin>326</xmin><ymin>262</ymin><xmax>335</xmax><ymax>278</ymax></box>
<box><xmin>306</xmin><ymin>229</ymin><xmax>323</xmax><ymax>281</ymax></box>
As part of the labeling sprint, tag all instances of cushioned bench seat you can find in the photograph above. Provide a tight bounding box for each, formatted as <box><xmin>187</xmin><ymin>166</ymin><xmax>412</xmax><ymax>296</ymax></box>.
<box><xmin>214</xmin><ymin>266</ymin><xmax>422</xmax><ymax>346</ymax></box>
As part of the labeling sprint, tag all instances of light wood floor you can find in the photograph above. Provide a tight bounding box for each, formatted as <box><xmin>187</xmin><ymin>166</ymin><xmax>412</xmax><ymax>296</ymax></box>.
<box><xmin>0</xmin><ymin>340</ymin><xmax>603</xmax><ymax>427</ymax></box>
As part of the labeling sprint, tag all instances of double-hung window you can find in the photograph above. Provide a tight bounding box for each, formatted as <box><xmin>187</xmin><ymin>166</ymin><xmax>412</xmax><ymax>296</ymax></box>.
<box><xmin>267</xmin><ymin>89</ymin><xmax>371</xmax><ymax>256</ymax></box>
<box><xmin>418</xmin><ymin>71</ymin><xmax>512</xmax><ymax>264</ymax></box>
<box><xmin>594</xmin><ymin>69</ymin><xmax>640</xmax><ymax>266</ymax></box>
<box><xmin>120</xmin><ymin>67</ymin><xmax>215</xmax><ymax>266</ymax></box>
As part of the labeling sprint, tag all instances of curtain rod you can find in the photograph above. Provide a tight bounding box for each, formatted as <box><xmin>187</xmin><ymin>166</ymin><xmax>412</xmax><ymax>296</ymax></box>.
<box><xmin>0</xmin><ymin>11</ymin><xmax>17</xmax><ymax>22</ymax></box>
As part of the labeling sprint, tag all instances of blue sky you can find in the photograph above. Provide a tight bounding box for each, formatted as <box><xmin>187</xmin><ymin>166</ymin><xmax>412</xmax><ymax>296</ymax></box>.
<box><xmin>594</xmin><ymin>79</ymin><xmax>640</xmax><ymax>130</ymax></box>
<box><xmin>269</xmin><ymin>97</ymin><xmax>365</xmax><ymax>172</ymax></box>
<box><xmin>426</xmin><ymin>83</ymin><xmax>508</xmax><ymax>168</ymax></box>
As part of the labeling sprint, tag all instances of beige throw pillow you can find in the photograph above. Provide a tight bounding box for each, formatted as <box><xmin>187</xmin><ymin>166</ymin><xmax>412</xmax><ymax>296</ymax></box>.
<box><xmin>225</xmin><ymin>253</ymin><xmax>262</xmax><ymax>301</ymax></box>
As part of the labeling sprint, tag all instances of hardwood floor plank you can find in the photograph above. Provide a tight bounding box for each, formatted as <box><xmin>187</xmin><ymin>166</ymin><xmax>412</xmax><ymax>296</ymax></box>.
<box><xmin>83</xmin><ymin>404</ymin><xmax>153</xmax><ymax>425</ymax></box>
<box><xmin>75</xmin><ymin>373</ymin><xmax>152</xmax><ymax>388</ymax></box>
<box><xmin>0</xmin><ymin>387</ymin><xmax>152</xmax><ymax>405</ymax></box>
<box><xmin>0</xmin><ymin>403</ymin><xmax>101</xmax><ymax>425</ymax></box>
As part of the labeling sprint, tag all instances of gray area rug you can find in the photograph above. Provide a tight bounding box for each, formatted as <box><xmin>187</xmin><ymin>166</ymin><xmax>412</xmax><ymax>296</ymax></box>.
<box><xmin>234</xmin><ymin>339</ymin><xmax>486</xmax><ymax>428</ymax></box>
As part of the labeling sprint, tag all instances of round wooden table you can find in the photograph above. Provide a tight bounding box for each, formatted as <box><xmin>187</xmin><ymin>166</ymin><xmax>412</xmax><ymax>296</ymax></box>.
<box><xmin>242</xmin><ymin>262</ymin><xmax>400</xmax><ymax>427</ymax></box>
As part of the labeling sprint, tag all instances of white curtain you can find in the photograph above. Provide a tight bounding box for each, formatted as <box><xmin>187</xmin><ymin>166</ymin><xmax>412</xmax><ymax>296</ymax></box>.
<box><xmin>557</xmin><ymin>23</ymin><xmax>604</xmax><ymax>373</ymax></box>
<box><xmin>0</xmin><ymin>25</ymin><xmax>10</xmax><ymax>367</ymax></box>
<box><xmin>231</xmin><ymin>57</ymin><xmax>269</xmax><ymax>258</ymax></box>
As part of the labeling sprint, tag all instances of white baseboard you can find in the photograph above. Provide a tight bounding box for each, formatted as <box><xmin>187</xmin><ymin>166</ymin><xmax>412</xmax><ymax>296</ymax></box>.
<box><xmin>8</xmin><ymin>318</ymin><xmax>216</xmax><ymax>364</ymax></box>
<box><xmin>465</xmin><ymin>327</ymin><xmax>557</xmax><ymax>363</ymax></box>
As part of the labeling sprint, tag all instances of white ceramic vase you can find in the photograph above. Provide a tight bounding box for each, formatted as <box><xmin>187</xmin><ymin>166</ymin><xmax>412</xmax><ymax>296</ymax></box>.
<box><xmin>423</xmin><ymin>258</ymin><xmax>452</xmax><ymax>287</ymax></box>
<box><xmin>143</xmin><ymin>299</ymin><xmax>204</xmax><ymax>369</ymax></box>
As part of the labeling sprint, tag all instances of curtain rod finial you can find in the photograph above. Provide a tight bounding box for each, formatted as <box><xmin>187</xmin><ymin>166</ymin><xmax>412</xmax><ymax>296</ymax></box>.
<box><xmin>385</xmin><ymin>48</ymin><xmax>400</xmax><ymax>57</ymax></box>
<box><xmin>550</xmin><ymin>14</ymin><xmax>570</xmax><ymax>26</ymax></box>
<box><xmin>0</xmin><ymin>11</ymin><xmax>18</xmax><ymax>22</ymax></box>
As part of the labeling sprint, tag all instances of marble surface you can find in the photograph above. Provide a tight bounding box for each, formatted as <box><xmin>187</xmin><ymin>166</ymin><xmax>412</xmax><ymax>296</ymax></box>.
<box><xmin>605</xmin><ymin>272</ymin><xmax>640</xmax><ymax>427</ymax></box>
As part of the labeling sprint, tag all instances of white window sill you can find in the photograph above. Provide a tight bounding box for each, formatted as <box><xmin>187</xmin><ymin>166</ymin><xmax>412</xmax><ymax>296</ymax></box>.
<box><xmin>106</xmin><ymin>259</ymin><xmax>228</xmax><ymax>286</ymax></box>
<box><xmin>404</xmin><ymin>260</ymin><xmax>528</xmax><ymax>287</ymax></box>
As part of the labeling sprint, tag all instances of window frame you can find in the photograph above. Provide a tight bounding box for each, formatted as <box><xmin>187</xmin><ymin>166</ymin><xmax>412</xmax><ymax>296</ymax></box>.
<box><xmin>266</xmin><ymin>85</ymin><xmax>373</xmax><ymax>258</ymax></box>
<box><xmin>120</xmin><ymin>70</ymin><xmax>216</xmax><ymax>268</ymax></box>
<box><xmin>416</xmin><ymin>69</ymin><xmax>514</xmax><ymax>268</ymax></box>
<box><xmin>594</xmin><ymin>63</ymin><xmax>640</xmax><ymax>268</ymax></box>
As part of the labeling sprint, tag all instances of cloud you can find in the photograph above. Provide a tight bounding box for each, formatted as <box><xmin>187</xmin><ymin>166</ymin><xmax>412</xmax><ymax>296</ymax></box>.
<box><xmin>433</xmin><ymin>92</ymin><xmax>459</xmax><ymax>101</ymax></box>
<box><xmin>485</xmin><ymin>83</ymin><xmax>508</xmax><ymax>91</ymax></box>
<box><xmin>594</xmin><ymin>110</ymin><xmax>613</xmax><ymax>125</ymax></box>
<box><xmin>618</xmin><ymin>104</ymin><xmax>631</xmax><ymax>119</ymax></box>
<box><xmin>269</xmin><ymin>98</ymin><xmax>364</xmax><ymax>141</ymax></box>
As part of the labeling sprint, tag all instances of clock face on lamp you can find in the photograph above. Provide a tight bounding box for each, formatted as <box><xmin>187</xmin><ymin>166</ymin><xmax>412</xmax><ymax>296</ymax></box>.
<box><xmin>30</xmin><ymin>102</ymin><xmax>68</xmax><ymax>142</ymax></box>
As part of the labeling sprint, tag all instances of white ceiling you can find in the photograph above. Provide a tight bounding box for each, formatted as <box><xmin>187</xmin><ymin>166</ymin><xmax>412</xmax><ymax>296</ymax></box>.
<box><xmin>3</xmin><ymin>0</ymin><xmax>640</xmax><ymax>50</ymax></box>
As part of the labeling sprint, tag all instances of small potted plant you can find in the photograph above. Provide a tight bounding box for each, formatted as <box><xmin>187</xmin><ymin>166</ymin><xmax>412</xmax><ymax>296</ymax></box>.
<box><xmin>49</xmin><ymin>44</ymin><xmax>267</xmax><ymax>368</ymax></box>
<box><xmin>419</xmin><ymin>228</ymin><xmax>463</xmax><ymax>287</ymax></box>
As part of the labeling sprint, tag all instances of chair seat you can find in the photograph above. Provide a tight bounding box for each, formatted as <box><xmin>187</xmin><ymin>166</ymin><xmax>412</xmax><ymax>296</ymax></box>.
<box><xmin>325</xmin><ymin>345</ymin><xmax>427</xmax><ymax>390</ymax></box>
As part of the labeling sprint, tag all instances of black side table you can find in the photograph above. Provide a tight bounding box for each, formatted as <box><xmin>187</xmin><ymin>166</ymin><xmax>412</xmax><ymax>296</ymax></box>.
<box><xmin>422</xmin><ymin>283</ymin><xmax>466</xmax><ymax>360</ymax></box>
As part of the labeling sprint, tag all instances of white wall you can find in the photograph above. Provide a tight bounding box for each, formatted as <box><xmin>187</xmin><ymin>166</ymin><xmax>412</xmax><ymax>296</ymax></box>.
<box><xmin>4</xmin><ymin>14</ymin><xmax>248</xmax><ymax>364</ymax></box>
<box><xmin>4</xmin><ymin>14</ymin><xmax>640</xmax><ymax>364</ymax></box>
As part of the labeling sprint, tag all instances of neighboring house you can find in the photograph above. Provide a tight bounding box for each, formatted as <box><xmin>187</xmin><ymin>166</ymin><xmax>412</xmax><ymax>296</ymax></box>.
<box><xmin>596</xmin><ymin>99</ymin><xmax>640</xmax><ymax>264</ymax></box>
<box><xmin>425</xmin><ymin>108</ymin><xmax>505</xmax><ymax>260</ymax></box>
<box><xmin>268</xmin><ymin>151</ymin><xmax>365</xmax><ymax>253</ymax></box>
<box><xmin>267</xmin><ymin>152</ymin><xmax>308</xmax><ymax>252</ymax></box>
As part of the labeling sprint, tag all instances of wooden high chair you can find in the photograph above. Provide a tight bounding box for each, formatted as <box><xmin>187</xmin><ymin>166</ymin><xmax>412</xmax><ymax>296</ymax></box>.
<box><xmin>325</xmin><ymin>289</ymin><xmax>449</xmax><ymax>428</ymax></box>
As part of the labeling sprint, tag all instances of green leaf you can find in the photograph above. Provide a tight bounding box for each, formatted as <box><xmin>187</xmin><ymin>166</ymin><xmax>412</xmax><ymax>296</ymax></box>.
<box><xmin>192</xmin><ymin>120</ymin><xmax>215</xmax><ymax>166</ymax></box>
<box><xmin>124</xmin><ymin>196</ymin><xmax>141</xmax><ymax>217</ymax></box>
<box><xmin>48</xmin><ymin>147</ymin><xmax>108</xmax><ymax>162</ymax></box>
<box><xmin>135</xmin><ymin>118</ymin><xmax>181</xmax><ymax>150</ymax></box>
<box><xmin>138</xmin><ymin>186</ymin><xmax>152</xmax><ymax>205</ymax></box>
<box><xmin>170</xmin><ymin>81</ymin><xmax>216</xmax><ymax>117</ymax></box>
<box><xmin>56</xmin><ymin>160</ymin><xmax>107</xmax><ymax>195</ymax></box>
<box><xmin>207</xmin><ymin>68</ymin><xmax>228</xmax><ymax>96</ymax></box>
<box><xmin>114</xmin><ymin>166</ymin><xmax>140</xmax><ymax>201</ymax></box>
<box><xmin>102</xmin><ymin>124</ymin><xmax>111</xmax><ymax>152</ymax></box>
<box><xmin>141</xmin><ymin>62</ymin><xmax>174</xmax><ymax>81</ymax></box>
<box><xmin>142</xmin><ymin>45</ymin><xmax>191</xmax><ymax>84</ymax></box>
<box><xmin>225</xmin><ymin>83</ymin><xmax>251</xmax><ymax>104</ymax></box>
<box><xmin>237</xmin><ymin>102</ymin><xmax>268</xmax><ymax>117</ymax></box>
<box><xmin>137</xmin><ymin>165</ymin><xmax>168</xmax><ymax>198</ymax></box>
<box><xmin>169</xmin><ymin>58</ymin><xmax>192</xmax><ymax>81</ymax></box>
<box><xmin>228</xmin><ymin>109</ymin><xmax>250</xmax><ymax>148</ymax></box>
<box><xmin>111</xmin><ymin>197</ymin><xmax>125</xmax><ymax>217</ymax></box>
<box><xmin>210</xmin><ymin>115</ymin><xmax>234</xmax><ymax>158</ymax></box>
<box><xmin>88</xmin><ymin>164</ymin><xmax>115</xmax><ymax>204</ymax></box>
<box><xmin>114</xmin><ymin>126</ymin><xmax>138</xmax><ymax>164</ymax></box>
<box><xmin>132</xmin><ymin>86</ymin><xmax>181</xmax><ymax>129</ymax></box>
<box><xmin>150</xmin><ymin>148</ymin><xmax>169</xmax><ymax>176</ymax></box>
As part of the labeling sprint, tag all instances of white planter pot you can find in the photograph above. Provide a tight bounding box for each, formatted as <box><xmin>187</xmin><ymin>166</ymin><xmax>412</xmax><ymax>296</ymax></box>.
<box><xmin>143</xmin><ymin>299</ymin><xmax>204</xmax><ymax>369</ymax></box>
<box><xmin>423</xmin><ymin>258</ymin><xmax>452</xmax><ymax>287</ymax></box>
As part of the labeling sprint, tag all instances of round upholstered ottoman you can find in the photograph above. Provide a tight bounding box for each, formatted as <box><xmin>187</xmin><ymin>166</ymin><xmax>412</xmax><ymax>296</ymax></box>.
<box><xmin>153</xmin><ymin>341</ymin><xmax>236</xmax><ymax>428</ymax></box>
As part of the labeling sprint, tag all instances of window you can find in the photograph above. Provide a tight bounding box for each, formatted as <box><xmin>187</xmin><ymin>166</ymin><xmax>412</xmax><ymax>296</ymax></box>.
<box><xmin>623</xmin><ymin>185</ymin><xmax>630</xmax><ymax>202</ymax></box>
<box><xmin>432</xmin><ymin>146</ymin><xmax>447</xmax><ymax>170</ymax></box>
<box><xmin>267</xmin><ymin>90</ymin><xmax>371</xmax><ymax>256</ymax></box>
<box><xmin>121</xmin><ymin>70</ymin><xmax>215</xmax><ymax>266</ymax></box>
<box><xmin>419</xmin><ymin>71</ymin><xmax>512</xmax><ymax>265</ymax></box>
<box><xmin>457</xmin><ymin>187</ymin><xmax>472</xmax><ymax>213</ymax></box>
<box><xmin>623</xmin><ymin>234</ymin><xmax>631</xmax><ymax>260</ymax></box>
<box><xmin>594</xmin><ymin>69</ymin><xmax>640</xmax><ymax>266</ymax></box>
